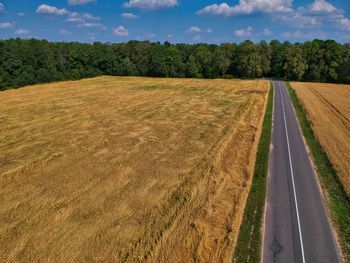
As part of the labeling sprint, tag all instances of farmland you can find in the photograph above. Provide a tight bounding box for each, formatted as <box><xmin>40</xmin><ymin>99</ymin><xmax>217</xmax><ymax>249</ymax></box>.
<box><xmin>0</xmin><ymin>76</ymin><xmax>268</xmax><ymax>262</ymax></box>
<box><xmin>291</xmin><ymin>82</ymin><xmax>350</xmax><ymax>197</ymax></box>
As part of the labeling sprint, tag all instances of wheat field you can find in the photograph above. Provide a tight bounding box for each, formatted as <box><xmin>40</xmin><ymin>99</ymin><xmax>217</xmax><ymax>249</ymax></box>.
<box><xmin>291</xmin><ymin>82</ymin><xmax>350</xmax><ymax>197</ymax></box>
<box><xmin>0</xmin><ymin>76</ymin><xmax>268</xmax><ymax>262</ymax></box>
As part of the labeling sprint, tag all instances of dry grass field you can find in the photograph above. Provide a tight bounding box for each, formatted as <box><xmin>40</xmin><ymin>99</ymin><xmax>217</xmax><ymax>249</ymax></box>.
<box><xmin>291</xmin><ymin>82</ymin><xmax>350</xmax><ymax>197</ymax></box>
<box><xmin>0</xmin><ymin>76</ymin><xmax>268</xmax><ymax>262</ymax></box>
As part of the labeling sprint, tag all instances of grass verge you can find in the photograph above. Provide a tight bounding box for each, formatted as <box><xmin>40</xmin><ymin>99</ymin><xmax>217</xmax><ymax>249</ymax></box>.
<box><xmin>286</xmin><ymin>82</ymin><xmax>350</xmax><ymax>262</ymax></box>
<box><xmin>233</xmin><ymin>82</ymin><xmax>274</xmax><ymax>262</ymax></box>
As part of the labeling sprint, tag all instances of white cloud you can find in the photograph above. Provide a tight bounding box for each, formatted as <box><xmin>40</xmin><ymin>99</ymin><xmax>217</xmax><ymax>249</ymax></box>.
<box><xmin>197</xmin><ymin>0</ymin><xmax>292</xmax><ymax>16</ymax></box>
<box><xmin>15</xmin><ymin>29</ymin><xmax>29</xmax><ymax>35</ymax></box>
<box><xmin>196</xmin><ymin>0</ymin><xmax>350</xmax><ymax>32</ymax></box>
<box><xmin>113</xmin><ymin>26</ymin><xmax>129</xmax><ymax>36</ymax></box>
<box><xmin>280</xmin><ymin>30</ymin><xmax>301</xmax><ymax>38</ymax></box>
<box><xmin>0</xmin><ymin>3</ymin><xmax>4</xmax><ymax>13</ymax></box>
<box><xmin>81</xmin><ymin>13</ymin><xmax>100</xmax><ymax>20</ymax></box>
<box><xmin>188</xmin><ymin>26</ymin><xmax>201</xmax><ymax>33</ymax></box>
<box><xmin>281</xmin><ymin>29</ymin><xmax>327</xmax><ymax>39</ymax></box>
<box><xmin>146</xmin><ymin>33</ymin><xmax>155</xmax><ymax>38</ymax></box>
<box><xmin>123</xmin><ymin>0</ymin><xmax>178</xmax><ymax>10</ymax></box>
<box><xmin>193</xmin><ymin>35</ymin><xmax>201</xmax><ymax>41</ymax></box>
<box><xmin>36</xmin><ymin>4</ymin><xmax>69</xmax><ymax>15</ymax></box>
<box><xmin>77</xmin><ymin>22</ymin><xmax>106</xmax><ymax>30</ymax></box>
<box><xmin>167</xmin><ymin>34</ymin><xmax>173</xmax><ymax>38</ymax></box>
<box><xmin>339</xmin><ymin>18</ymin><xmax>350</xmax><ymax>28</ymax></box>
<box><xmin>68</xmin><ymin>0</ymin><xmax>95</xmax><ymax>5</ymax></box>
<box><xmin>60</xmin><ymin>29</ymin><xmax>73</xmax><ymax>35</ymax></box>
<box><xmin>121</xmin><ymin>12</ymin><xmax>139</xmax><ymax>19</ymax></box>
<box><xmin>0</xmin><ymin>22</ymin><xmax>14</xmax><ymax>29</ymax></box>
<box><xmin>18</xmin><ymin>12</ymin><xmax>25</xmax><ymax>16</ymax></box>
<box><xmin>67</xmin><ymin>12</ymin><xmax>100</xmax><ymax>24</ymax></box>
<box><xmin>188</xmin><ymin>26</ymin><xmax>212</xmax><ymax>33</ymax></box>
<box><xmin>261</xmin><ymin>28</ymin><xmax>272</xmax><ymax>36</ymax></box>
<box><xmin>276</xmin><ymin>11</ymin><xmax>319</xmax><ymax>28</ymax></box>
<box><xmin>298</xmin><ymin>0</ymin><xmax>349</xmax><ymax>30</ymax></box>
<box><xmin>308</xmin><ymin>0</ymin><xmax>336</xmax><ymax>13</ymax></box>
<box><xmin>235</xmin><ymin>26</ymin><xmax>253</xmax><ymax>37</ymax></box>
<box><xmin>67</xmin><ymin>17</ymin><xmax>85</xmax><ymax>23</ymax></box>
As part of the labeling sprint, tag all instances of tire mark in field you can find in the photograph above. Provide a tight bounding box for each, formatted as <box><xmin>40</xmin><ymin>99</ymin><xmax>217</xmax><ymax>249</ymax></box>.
<box><xmin>310</xmin><ymin>87</ymin><xmax>350</xmax><ymax>129</ymax></box>
<box><xmin>121</xmin><ymin>94</ymin><xmax>262</xmax><ymax>263</ymax></box>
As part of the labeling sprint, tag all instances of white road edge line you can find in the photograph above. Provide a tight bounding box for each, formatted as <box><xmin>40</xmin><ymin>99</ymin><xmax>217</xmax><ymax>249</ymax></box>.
<box><xmin>278</xmin><ymin>82</ymin><xmax>306</xmax><ymax>263</ymax></box>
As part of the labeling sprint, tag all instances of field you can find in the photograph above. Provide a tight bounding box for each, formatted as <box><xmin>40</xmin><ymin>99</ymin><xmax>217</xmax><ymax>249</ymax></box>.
<box><xmin>0</xmin><ymin>76</ymin><xmax>268</xmax><ymax>262</ymax></box>
<box><xmin>291</xmin><ymin>82</ymin><xmax>350</xmax><ymax>197</ymax></box>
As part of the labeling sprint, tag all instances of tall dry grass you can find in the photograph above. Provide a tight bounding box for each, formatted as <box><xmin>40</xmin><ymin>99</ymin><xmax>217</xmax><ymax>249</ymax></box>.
<box><xmin>291</xmin><ymin>82</ymin><xmax>350</xmax><ymax>197</ymax></box>
<box><xmin>0</xmin><ymin>76</ymin><xmax>268</xmax><ymax>262</ymax></box>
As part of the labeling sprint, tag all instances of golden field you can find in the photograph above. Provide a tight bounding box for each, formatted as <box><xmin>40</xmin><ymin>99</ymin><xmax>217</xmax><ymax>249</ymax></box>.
<box><xmin>0</xmin><ymin>76</ymin><xmax>268</xmax><ymax>262</ymax></box>
<box><xmin>291</xmin><ymin>82</ymin><xmax>350</xmax><ymax>197</ymax></box>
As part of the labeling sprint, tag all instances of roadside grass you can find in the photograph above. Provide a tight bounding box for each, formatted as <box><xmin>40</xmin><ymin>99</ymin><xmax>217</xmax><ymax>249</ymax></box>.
<box><xmin>233</xmin><ymin>82</ymin><xmax>274</xmax><ymax>262</ymax></box>
<box><xmin>286</xmin><ymin>82</ymin><xmax>350</xmax><ymax>262</ymax></box>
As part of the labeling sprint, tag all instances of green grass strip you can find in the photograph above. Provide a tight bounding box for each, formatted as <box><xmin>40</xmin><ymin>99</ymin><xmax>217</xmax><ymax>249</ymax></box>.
<box><xmin>233</xmin><ymin>82</ymin><xmax>274</xmax><ymax>263</ymax></box>
<box><xmin>286</xmin><ymin>82</ymin><xmax>350</xmax><ymax>262</ymax></box>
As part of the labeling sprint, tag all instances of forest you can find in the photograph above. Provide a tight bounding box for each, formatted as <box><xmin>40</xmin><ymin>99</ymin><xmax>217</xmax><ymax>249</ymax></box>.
<box><xmin>0</xmin><ymin>38</ymin><xmax>349</xmax><ymax>90</ymax></box>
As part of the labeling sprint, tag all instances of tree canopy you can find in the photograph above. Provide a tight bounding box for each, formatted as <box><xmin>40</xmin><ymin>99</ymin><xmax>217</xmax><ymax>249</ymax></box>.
<box><xmin>0</xmin><ymin>38</ymin><xmax>349</xmax><ymax>90</ymax></box>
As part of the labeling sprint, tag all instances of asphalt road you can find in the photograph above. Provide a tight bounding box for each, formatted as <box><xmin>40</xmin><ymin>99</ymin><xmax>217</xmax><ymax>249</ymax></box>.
<box><xmin>263</xmin><ymin>81</ymin><xmax>341</xmax><ymax>263</ymax></box>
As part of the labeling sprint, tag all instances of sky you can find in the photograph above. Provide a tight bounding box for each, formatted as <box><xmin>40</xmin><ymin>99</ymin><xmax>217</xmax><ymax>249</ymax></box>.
<box><xmin>0</xmin><ymin>0</ymin><xmax>349</xmax><ymax>44</ymax></box>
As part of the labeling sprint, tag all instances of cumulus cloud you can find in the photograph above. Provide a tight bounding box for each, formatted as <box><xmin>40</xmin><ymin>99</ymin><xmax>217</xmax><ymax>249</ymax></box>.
<box><xmin>188</xmin><ymin>26</ymin><xmax>212</xmax><ymax>33</ymax></box>
<box><xmin>36</xmin><ymin>3</ymin><xmax>102</xmax><ymax>31</ymax></box>
<box><xmin>15</xmin><ymin>29</ymin><xmax>29</xmax><ymax>35</ymax></box>
<box><xmin>188</xmin><ymin>26</ymin><xmax>201</xmax><ymax>33</ymax></box>
<box><xmin>235</xmin><ymin>26</ymin><xmax>253</xmax><ymax>37</ymax></box>
<box><xmin>308</xmin><ymin>0</ymin><xmax>336</xmax><ymax>13</ymax></box>
<box><xmin>67</xmin><ymin>17</ymin><xmax>84</xmax><ymax>23</ymax></box>
<box><xmin>69</xmin><ymin>12</ymin><xmax>100</xmax><ymax>20</ymax></box>
<box><xmin>0</xmin><ymin>22</ymin><xmax>14</xmax><ymax>29</ymax></box>
<box><xmin>66</xmin><ymin>11</ymin><xmax>105</xmax><ymax>30</ymax></box>
<box><xmin>339</xmin><ymin>18</ymin><xmax>350</xmax><ymax>28</ymax></box>
<box><xmin>197</xmin><ymin>0</ymin><xmax>292</xmax><ymax>16</ymax></box>
<box><xmin>297</xmin><ymin>0</ymin><xmax>350</xmax><ymax>30</ymax></box>
<box><xmin>276</xmin><ymin>11</ymin><xmax>319</xmax><ymax>28</ymax></box>
<box><xmin>81</xmin><ymin>13</ymin><xmax>100</xmax><ymax>20</ymax></box>
<box><xmin>113</xmin><ymin>26</ymin><xmax>129</xmax><ymax>36</ymax></box>
<box><xmin>36</xmin><ymin>4</ymin><xmax>69</xmax><ymax>15</ymax></box>
<box><xmin>123</xmin><ymin>0</ymin><xmax>178</xmax><ymax>10</ymax></box>
<box><xmin>121</xmin><ymin>12</ymin><xmax>139</xmax><ymax>19</ymax></box>
<box><xmin>196</xmin><ymin>0</ymin><xmax>350</xmax><ymax>32</ymax></box>
<box><xmin>68</xmin><ymin>0</ymin><xmax>95</xmax><ymax>5</ymax></box>
<box><xmin>0</xmin><ymin>3</ymin><xmax>4</xmax><ymax>13</ymax></box>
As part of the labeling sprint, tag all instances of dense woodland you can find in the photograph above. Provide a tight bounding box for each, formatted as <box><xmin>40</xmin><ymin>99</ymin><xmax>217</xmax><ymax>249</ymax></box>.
<box><xmin>0</xmin><ymin>38</ymin><xmax>349</xmax><ymax>90</ymax></box>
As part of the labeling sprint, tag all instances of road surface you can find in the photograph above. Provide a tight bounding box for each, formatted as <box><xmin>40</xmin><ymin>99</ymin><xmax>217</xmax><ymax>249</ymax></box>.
<box><xmin>263</xmin><ymin>81</ymin><xmax>340</xmax><ymax>263</ymax></box>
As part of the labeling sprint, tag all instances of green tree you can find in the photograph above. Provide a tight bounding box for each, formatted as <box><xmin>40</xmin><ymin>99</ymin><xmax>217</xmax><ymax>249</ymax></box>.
<box><xmin>303</xmin><ymin>41</ymin><xmax>325</xmax><ymax>82</ymax></box>
<box><xmin>186</xmin><ymin>54</ymin><xmax>201</xmax><ymax>78</ymax></box>
<box><xmin>284</xmin><ymin>45</ymin><xmax>307</xmax><ymax>81</ymax></box>
<box><xmin>235</xmin><ymin>40</ymin><xmax>263</xmax><ymax>78</ymax></box>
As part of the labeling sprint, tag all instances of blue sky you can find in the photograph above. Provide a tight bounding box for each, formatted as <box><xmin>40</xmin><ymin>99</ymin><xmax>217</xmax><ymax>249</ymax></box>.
<box><xmin>0</xmin><ymin>0</ymin><xmax>349</xmax><ymax>43</ymax></box>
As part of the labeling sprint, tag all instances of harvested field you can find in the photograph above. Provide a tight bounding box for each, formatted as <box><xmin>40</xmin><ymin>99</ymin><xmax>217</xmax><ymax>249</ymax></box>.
<box><xmin>0</xmin><ymin>76</ymin><xmax>268</xmax><ymax>262</ymax></box>
<box><xmin>291</xmin><ymin>82</ymin><xmax>350</xmax><ymax>197</ymax></box>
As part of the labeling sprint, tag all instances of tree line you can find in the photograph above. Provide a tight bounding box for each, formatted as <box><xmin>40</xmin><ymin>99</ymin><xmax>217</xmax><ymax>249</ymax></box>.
<box><xmin>0</xmin><ymin>38</ymin><xmax>349</xmax><ymax>90</ymax></box>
